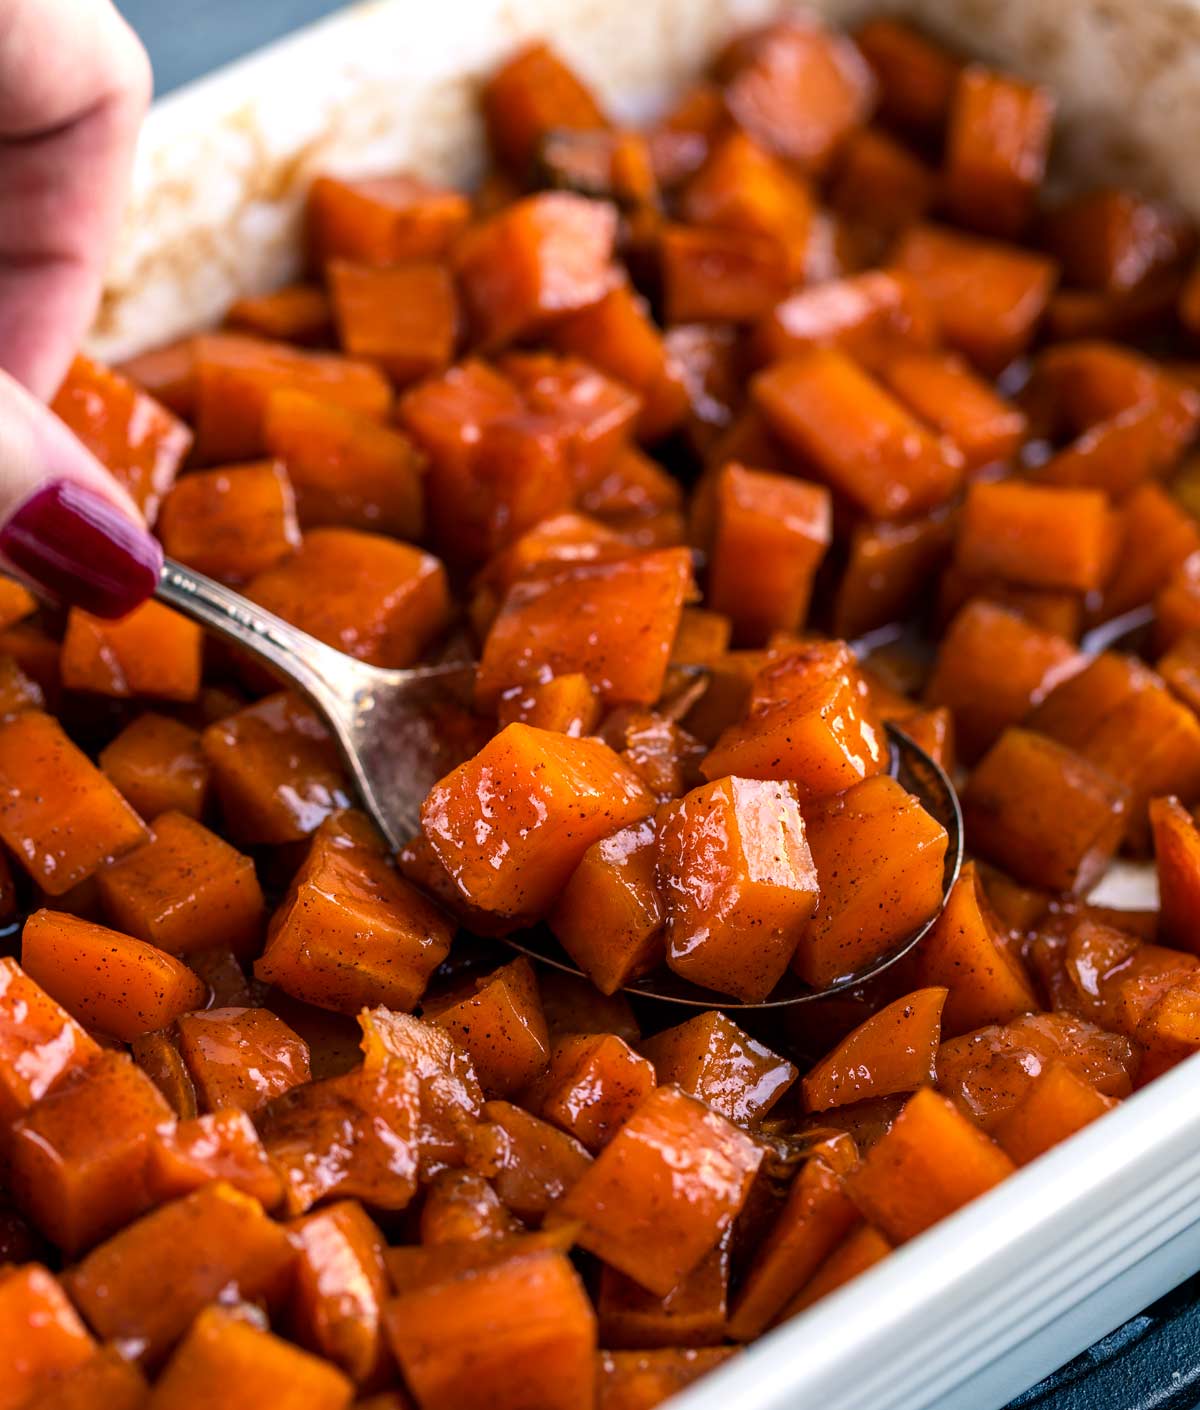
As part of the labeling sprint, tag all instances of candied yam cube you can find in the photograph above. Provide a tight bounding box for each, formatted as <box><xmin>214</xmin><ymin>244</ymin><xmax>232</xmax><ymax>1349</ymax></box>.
<box><xmin>640</xmin><ymin>1011</ymin><xmax>796</xmax><ymax>1126</ymax></box>
<box><xmin>785</xmin><ymin>1223</ymin><xmax>893</xmax><ymax>1316</ymax></box>
<box><xmin>386</xmin><ymin>1249</ymin><xmax>597</xmax><ymax>1410</ymax></box>
<box><xmin>753</xmin><ymin>349</ymin><xmax>963</xmax><ymax>520</ymax></box>
<box><xmin>0</xmin><ymin>1265</ymin><xmax>95</xmax><ymax>1410</ymax></box>
<box><xmin>659</xmin><ymin>224</ymin><xmax>790</xmax><ymax>324</ymax></box>
<box><xmin>149</xmin><ymin>1304</ymin><xmax>352</xmax><ymax>1410</ymax></box>
<box><xmin>10</xmin><ymin>1053</ymin><xmax>172</xmax><ymax>1254</ymax></box>
<box><xmin>719</xmin><ymin>18</ymin><xmax>876</xmax><ymax>175</ymax></box>
<box><xmin>604</xmin><ymin>710</ymin><xmax>705</xmax><ymax>806</ymax></box>
<box><xmin>0</xmin><ymin>654</ymin><xmax>39</xmax><ymax>719</ymax></box>
<box><xmin>556</xmin><ymin>1085</ymin><xmax>762</xmax><ymax>1295</ymax></box>
<box><xmin>97</xmin><ymin>811</ymin><xmax>264</xmax><ymax>957</ymax></box>
<box><xmin>454</xmin><ymin>193</ymin><xmax>617</xmax><ymax>349</ymax></box>
<box><xmin>1135</xmin><ymin>981</ymin><xmax>1200</xmax><ymax>1082</ymax></box>
<box><xmin>1151</xmin><ymin>796</ymin><xmax>1200</xmax><ymax>954</ymax></box>
<box><xmin>258</xmin><ymin>812</ymin><xmax>453</xmax><ymax>1014</ymax></box>
<box><xmin>0</xmin><ymin>957</ymin><xmax>100</xmax><ymax>1126</ymax></box>
<box><xmin>924</xmin><ymin>601</ymin><xmax>1082</xmax><ymax>762</ymax></box>
<box><xmin>597</xmin><ymin>1348</ymin><xmax>737</xmax><ymax>1410</ymax></box>
<box><xmin>424</xmin><ymin>957</ymin><xmax>550</xmax><ymax>1096</ymax></box>
<box><xmin>892</xmin><ymin>224</ymin><xmax>1058</xmax><ymax>373</ymax></box>
<box><xmin>880</xmin><ymin>350</ymin><xmax>1028</xmax><ymax>471</ymax></box>
<box><xmin>158</xmin><ymin>459</ymin><xmax>301</xmax><ymax>583</ymax></box>
<box><xmin>596</xmin><ymin>1239</ymin><xmax>729</xmax><ymax>1349</ymax></box>
<box><xmin>991</xmin><ymin>1060</ymin><xmax>1117</xmax><ymax>1165</ymax></box>
<box><xmin>150</xmin><ymin>1107</ymin><xmax>282</xmax><ymax>1207</ymax></box>
<box><xmin>845</xmin><ymin>1087</ymin><xmax>1014</xmax><ymax>1243</ymax></box>
<box><xmin>854</xmin><ymin>18</ymin><xmax>959</xmax><ymax>135</ymax></box>
<box><xmin>0</xmin><ymin>574</ymin><xmax>35</xmax><ymax>630</ymax></box>
<box><xmin>0</xmin><ymin>712</ymin><xmax>147</xmax><ymax>893</ymax></box>
<box><xmin>830</xmin><ymin>127</ymin><xmax>937</xmax><ymax>236</ymax></box>
<box><xmin>1024</xmin><ymin>340</ymin><xmax>1196</xmax><ymax>434</ymax></box>
<box><xmin>99</xmin><ymin>713</ymin><xmax>209</xmax><ymax>821</ymax></box>
<box><xmin>191</xmin><ymin>333</ymin><xmax>392</xmax><ymax>463</ymax></box>
<box><xmin>1158</xmin><ymin>631</ymin><xmax>1200</xmax><ymax>715</ymax></box>
<box><xmin>471</xmin><ymin>414</ymin><xmax>575</xmax><ymax>553</ymax></box>
<box><xmin>482</xmin><ymin>1100</ymin><xmax>593</xmax><ymax>1221</ymax></box>
<box><xmin>247</xmin><ymin>528</ymin><xmax>448</xmax><ymax>668</ymax></box>
<box><xmin>496</xmin><ymin>673</ymin><xmax>600</xmax><ymax>736</ymax></box>
<box><xmin>1157</xmin><ymin>551</ymin><xmax>1200</xmax><ymax>652</ymax></box>
<box><xmin>19</xmin><ymin>1345</ymin><xmax>148</xmax><ymax>1410</ymax></box>
<box><xmin>833</xmin><ymin>509</ymin><xmax>953</xmax><ymax>640</ymax></box>
<box><xmin>263</xmin><ymin>388</ymin><xmax>424</xmax><ymax>538</ymax></box>
<box><xmin>226</xmin><ymin>281</ymin><xmax>333</xmax><ymax>344</ymax></box>
<box><xmin>288</xmin><ymin>1199</ymin><xmax>391</xmax><ymax>1386</ymax></box>
<box><xmin>176</xmin><ymin>1006</ymin><xmax>310</xmax><ymax>1112</ymax></box>
<box><xmin>21</xmin><ymin>909</ymin><xmax>206</xmax><ymax>1042</ymax></box>
<box><xmin>116</xmin><ymin>337</ymin><xmax>196</xmax><ymax>417</ymax></box>
<box><xmin>420</xmin><ymin>1168</ymin><xmax>517</xmax><ymax>1245</ymax></box>
<box><xmin>963</xmin><ymin>729</ymin><xmax>1128</xmax><ymax>893</ymax></box>
<box><xmin>706</xmin><ymin>464</ymin><xmax>831</xmax><ymax>646</ymax></box>
<box><xmin>527</xmin><ymin>1033</ymin><xmax>656</xmax><ymax>1153</ymax></box>
<box><xmin>1042</xmin><ymin>188</ymin><xmax>1194</xmax><ymax>293</ymax></box>
<box><xmin>202</xmin><ymin>691</ymin><xmax>352</xmax><ymax>844</ymax></box>
<box><xmin>1096</xmin><ymin>485</ymin><xmax>1200</xmax><ymax>626</ymax></box>
<box><xmin>794</xmin><ymin>773</ymin><xmax>949</xmax><ymax>989</ymax></box>
<box><xmin>62</xmin><ymin>600</ymin><xmax>201</xmax><ymax>703</ymax></box>
<box><xmin>803</xmin><ymin>988</ymin><xmax>947</xmax><ymax>1112</ymax></box>
<box><xmin>475</xmin><ymin>548</ymin><xmax>693</xmax><ymax>711</ymax></box>
<box><xmin>657</xmin><ymin>776</ymin><xmax>818</xmax><ymax>1002</ymax></box>
<box><xmin>51</xmin><ymin>354</ymin><xmax>192</xmax><ymax>523</ymax></box>
<box><xmin>483</xmin><ymin>41</ymin><xmax>607</xmax><ymax>173</ymax></box>
<box><xmin>550</xmin><ymin>817</ymin><xmax>665</xmax><ymax>995</ymax></box>
<box><xmin>536</xmin><ymin>127</ymin><xmax>656</xmax><ymax>206</ymax></box>
<box><xmin>307</xmin><ymin>172</ymin><xmax>470</xmax><ymax>265</ymax></box>
<box><xmin>956</xmin><ymin>481</ymin><xmax>1117</xmax><ymax>594</ymax></box>
<box><xmin>1037</xmin><ymin>399</ymin><xmax>1199</xmax><ymax>500</ymax></box>
<box><xmin>328</xmin><ymin>259</ymin><xmax>458</xmax><ymax>386</ymax></box>
<box><xmin>943</xmin><ymin>66</ymin><xmax>1054</xmax><ymax>239</ymax></box>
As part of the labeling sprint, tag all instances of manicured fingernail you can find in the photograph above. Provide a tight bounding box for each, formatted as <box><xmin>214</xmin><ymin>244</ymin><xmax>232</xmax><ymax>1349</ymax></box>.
<box><xmin>0</xmin><ymin>479</ymin><xmax>162</xmax><ymax>619</ymax></box>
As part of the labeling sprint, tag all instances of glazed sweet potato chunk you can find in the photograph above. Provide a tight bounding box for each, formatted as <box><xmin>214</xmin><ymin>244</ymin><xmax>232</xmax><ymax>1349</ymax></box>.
<box><xmin>19</xmin><ymin>1346</ymin><xmax>148</xmax><ymax>1410</ymax></box>
<box><xmin>483</xmin><ymin>41</ymin><xmax>607</xmax><ymax>174</ymax></box>
<box><xmin>176</xmin><ymin>1006</ymin><xmax>310</xmax><ymax>1112</ymax></box>
<box><xmin>0</xmin><ymin>958</ymin><xmax>100</xmax><ymax>1126</ymax></box>
<box><xmin>0</xmin><ymin>712</ymin><xmax>147</xmax><ymax>894</ymax></box>
<box><xmin>100</xmin><ymin>714</ymin><xmax>210</xmax><ymax>821</ymax></box>
<box><xmin>660</xmin><ymin>224</ymin><xmax>791</xmax><ymax>325</ymax></box>
<box><xmin>308</xmin><ymin>171</ymin><xmax>470</xmax><ymax>265</ymax></box>
<box><xmin>97</xmin><ymin>811</ymin><xmax>264</xmax><ymax>957</ymax></box>
<box><xmin>956</xmin><ymin>481</ymin><xmax>1117</xmax><ymax>594</ymax></box>
<box><xmin>150</xmin><ymin>1106</ymin><xmax>282</xmax><ymax>1207</ymax></box>
<box><xmin>157</xmin><ymin>459</ymin><xmax>301</xmax><ymax>583</ymax></box>
<box><xmin>597</xmin><ymin>1237</ymin><xmax>730</xmax><ymax>1349</ymax></box>
<box><xmin>61</xmin><ymin>601</ymin><xmax>202</xmax><ymax>702</ymax></box>
<box><xmin>657</xmin><ymin>776</ymin><xmax>819</xmax><ymax>1001</ymax></box>
<box><xmin>640</xmin><ymin>1011</ymin><xmax>796</xmax><ymax>1126</ymax></box>
<box><xmin>328</xmin><ymin>259</ymin><xmax>459</xmax><ymax>385</ymax></box>
<box><xmin>482</xmin><ymin>1100</ymin><xmax>593</xmax><ymax>1221</ymax></box>
<box><xmin>0</xmin><ymin>1264</ymin><xmax>95</xmax><ymax>1410</ymax></box>
<box><xmin>802</xmin><ymin>988</ymin><xmax>947</xmax><ymax>1111</ymax></box>
<box><xmin>1043</xmin><ymin>188</ymin><xmax>1194</xmax><ymax>293</ymax></box>
<box><xmin>527</xmin><ymin>1033</ymin><xmax>656</xmax><ymax>1153</ymax></box>
<box><xmin>555</xmin><ymin>1085</ymin><xmax>762</xmax><ymax>1295</ymax></box>
<box><xmin>794</xmin><ymin>773</ymin><xmax>949</xmax><ymax>988</ymax></box>
<box><xmin>1097</xmin><ymin>485</ymin><xmax>1200</xmax><ymax>623</ymax></box>
<box><xmin>0</xmin><ymin>575</ymin><xmax>36</xmax><ymax>631</ymax></box>
<box><xmin>597</xmin><ymin>1348</ymin><xmax>737</xmax><ymax>1410</ymax></box>
<box><xmin>1151</xmin><ymin>796</ymin><xmax>1200</xmax><ymax>955</ymax></box>
<box><xmin>21</xmin><ymin>909</ymin><xmax>206</xmax><ymax>1042</ymax></box>
<box><xmin>247</xmin><ymin>528</ymin><xmax>448</xmax><ymax>668</ymax></box>
<box><xmin>227</xmin><ymin>281</ymin><xmax>333</xmax><ymax>344</ymax></box>
<box><xmin>880</xmin><ymin>349</ymin><xmax>1029</xmax><ymax>470</ymax></box>
<box><xmin>784</xmin><ymin>1222</ymin><xmax>893</xmax><ymax>1317</ymax></box>
<box><xmin>833</xmin><ymin>510</ymin><xmax>953</xmax><ymax>640</ymax></box>
<box><xmin>854</xmin><ymin>18</ymin><xmax>959</xmax><ymax>136</ymax></box>
<box><xmin>1135</xmin><ymin>980</ymin><xmax>1200</xmax><ymax>1082</ymax></box>
<box><xmin>423</xmin><ymin>957</ymin><xmax>550</xmax><ymax>1097</ymax></box>
<box><xmin>991</xmin><ymin>1061</ymin><xmax>1117</xmax><ymax>1165</ymax></box>
<box><xmin>421</xmin><ymin>724</ymin><xmax>653</xmax><ymax>919</ymax></box>
<box><xmin>830</xmin><ymin>126</ymin><xmax>936</xmax><ymax>237</ymax></box>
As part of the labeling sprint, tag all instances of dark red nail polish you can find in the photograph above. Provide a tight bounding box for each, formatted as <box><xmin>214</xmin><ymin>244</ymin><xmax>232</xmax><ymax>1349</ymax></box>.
<box><xmin>0</xmin><ymin>479</ymin><xmax>162</xmax><ymax>619</ymax></box>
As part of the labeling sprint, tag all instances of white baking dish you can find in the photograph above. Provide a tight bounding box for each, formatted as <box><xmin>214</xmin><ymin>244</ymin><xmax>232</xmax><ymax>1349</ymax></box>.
<box><xmin>89</xmin><ymin>2</ymin><xmax>1200</xmax><ymax>1406</ymax></box>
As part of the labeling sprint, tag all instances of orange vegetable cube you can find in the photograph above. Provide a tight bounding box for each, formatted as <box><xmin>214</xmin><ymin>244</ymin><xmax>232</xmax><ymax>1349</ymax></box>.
<box><xmin>526</xmin><ymin>1033</ymin><xmax>656</xmax><ymax>1153</ymax></box>
<box><xmin>830</xmin><ymin>127</ymin><xmax>937</xmax><ymax>236</ymax></box>
<box><xmin>471</xmin><ymin>414</ymin><xmax>575</xmax><ymax>553</ymax></box>
<box><xmin>854</xmin><ymin>18</ymin><xmax>959</xmax><ymax>136</ymax></box>
<box><xmin>150</xmin><ymin>1304</ymin><xmax>352</xmax><ymax>1410</ymax></box>
<box><xmin>784</xmin><ymin>1223</ymin><xmax>893</xmax><ymax>1316</ymax></box>
<box><xmin>659</xmin><ymin>223</ymin><xmax>790</xmax><ymax>325</ymax></box>
<box><xmin>1158</xmin><ymin>631</ymin><xmax>1200</xmax><ymax>716</ymax></box>
<box><xmin>0</xmin><ymin>712</ymin><xmax>147</xmax><ymax>894</ymax></box>
<box><xmin>0</xmin><ymin>653</ymin><xmax>39</xmax><ymax>721</ymax></box>
<box><xmin>21</xmin><ymin>909</ymin><xmax>206</xmax><ymax>1042</ymax></box>
<box><xmin>307</xmin><ymin>171</ymin><xmax>470</xmax><ymax>265</ymax></box>
<box><xmin>557</xmin><ymin>1085</ymin><xmax>762</xmax><ymax>1294</ymax></box>
<box><xmin>51</xmin><ymin>354</ymin><xmax>192</xmax><ymax>523</ymax></box>
<box><xmin>115</xmin><ymin>336</ymin><xmax>197</xmax><ymax>418</ymax></box>
<box><xmin>496</xmin><ymin>673</ymin><xmax>601</xmax><ymax>736</ymax></box>
<box><xmin>424</xmin><ymin>957</ymin><xmax>550</xmax><ymax>1096</ymax></box>
<box><xmin>754</xmin><ymin>349</ymin><xmax>963</xmax><ymax>520</ymax></box>
<box><xmin>1097</xmin><ymin>485</ymin><xmax>1200</xmax><ymax>627</ymax></box>
<box><xmin>0</xmin><ymin>625</ymin><xmax>60</xmax><ymax>706</ymax></box>
<box><xmin>158</xmin><ymin>459</ymin><xmax>301</xmax><ymax>583</ymax></box>
<box><xmin>640</xmin><ymin>1010</ymin><xmax>796</xmax><ymax>1126</ymax></box>
<box><xmin>550</xmin><ymin>817</ymin><xmax>665</xmax><ymax>995</ymax></box>
<box><xmin>202</xmin><ymin>692</ymin><xmax>352</xmax><ymax>845</ymax></box>
<box><xmin>0</xmin><ymin>574</ymin><xmax>35</xmax><ymax>631</ymax></box>
<box><xmin>226</xmin><ymin>281</ymin><xmax>333</xmax><ymax>344</ymax></box>
<box><xmin>795</xmin><ymin>773</ymin><xmax>949</xmax><ymax>988</ymax></box>
<box><xmin>1151</xmin><ymin>796</ymin><xmax>1200</xmax><ymax>955</ymax></box>
<box><xmin>99</xmin><ymin>713</ymin><xmax>210</xmax><ymax>822</ymax></box>
<box><xmin>845</xmin><ymin>1087</ymin><xmax>1014</xmax><ymax>1242</ymax></box>
<box><xmin>881</xmin><ymin>349</ymin><xmax>1028</xmax><ymax>471</ymax></box>
<box><xmin>1157</xmin><ymin>551</ymin><xmax>1200</xmax><ymax>653</ymax></box>
<box><xmin>0</xmin><ymin>1264</ymin><xmax>95</xmax><ymax>1410</ymax></box>
<box><xmin>483</xmin><ymin>41</ymin><xmax>607</xmax><ymax>173</ymax></box>
<box><xmin>0</xmin><ymin>957</ymin><xmax>100</xmax><ymax>1126</ymax></box>
<box><xmin>706</xmin><ymin>464</ymin><xmax>831</xmax><ymax>646</ymax></box>
<box><xmin>833</xmin><ymin>509</ymin><xmax>953</xmax><ymax>640</ymax></box>
<box><xmin>176</xmin><ymin>1006</ymin><xmax>310</xmax><ymax>1112</ymax></box>
<box><xmin>17</xmin><ymin>1345</ymin><xmax>148</xmax><ymax>1410</ymax></box>
<box><xmin>482</xmin><ymin>1100</ymin><xmax>593</xmax><ymax>1221</ymax></box>
<box><xmin>386</xmin><ymin>1249</ymin><xmax>597</xmax><ymax>1410</ymax></box>
<box><xmin>657</xmin><ymin>776</ymin><xmax>819</xmax><ymax>1002</ymax></box>
<box><xmin>10</xmin><ymin>1053</ymin><xmax>172</xmax><ymax>1254</ymax></box>
<box><xmin>455</xmin><ymin>193</ymin><xmax>617</xmax><ymax>349</ymax></box>
<box><xmin>61</xmin><ymin>600</ymin><xmax>201</xmax><ymax>702</ymax></box>
<box><xmin>1042</xmin><ymin>188</ymin><xmax>1194</xmax><ymax>293</ymax></box>
<box><xmin>597</xmin><ymin>1348</ymin><xmax>737</xmax><ymax>1410</ymax></box>
<box><xmin>596</xmin><ymin>1239</ymin><xmax>729</xmax><ymax>1349</ymax></box>
<box><xmin>328</xmin><ymin>259</ymin><xmax>458</xmax><ymax>385</ymax></box>
<box><xmin>892</xmin><ymin>223</ymin><xmax>1058</xmax><ymax>373</ymax></box>
<box><xmin>419</xmin><ymin>1168</ymin><xmax>517</xmax><ymax>1245</ymax></box>
<box><xmin>803</xmin><ymin>988</ymin><xmax>947</xmax><ymax>1111</ymax></box>
<box><xmin>149</xmin><ymin>1106</ymin><xmax>282</xmax><ymax>1207</ymax></box>
<box><xmin>1135</xmin><ymin>980</ymin><xmax>1200</xmax><ymax>1082</ymax></box>
<box><xmin>991</xmin><ymin>1060</ymin><xmax>1117</xmax><ymax>1165</ymax></box>
<box><xmin>97</xmin><ymin>811</ymin><xmax>264</xmax><ymax>957</ymax></box>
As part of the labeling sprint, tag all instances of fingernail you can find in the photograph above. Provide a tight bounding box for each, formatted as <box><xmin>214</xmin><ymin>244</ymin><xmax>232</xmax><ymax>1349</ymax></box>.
<box><xmin>0</xmin><ymin>479</ymin><xmax>162</xmax><ymax>619</ymax></box>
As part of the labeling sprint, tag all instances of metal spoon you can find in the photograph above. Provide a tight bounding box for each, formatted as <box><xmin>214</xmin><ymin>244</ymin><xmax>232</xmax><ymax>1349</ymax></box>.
<box><xmin>157</xmin><ymin>559</ymin><xmax>964</xmax><ymax>1008</ymax></box>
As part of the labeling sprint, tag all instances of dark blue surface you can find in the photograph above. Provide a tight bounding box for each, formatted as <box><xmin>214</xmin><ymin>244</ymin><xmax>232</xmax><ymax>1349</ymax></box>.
<box><xmin>111</xmin><ymin>2</ymin><xmax>1200</xmax><ymax>1405</ymax></box>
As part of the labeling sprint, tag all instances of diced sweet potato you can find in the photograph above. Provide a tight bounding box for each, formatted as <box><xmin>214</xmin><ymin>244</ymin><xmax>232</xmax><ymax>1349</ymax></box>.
<box><xmin>158</xmin><ymin>460</ymin><xmax>301</xmax><ymax>583</ymax></box>
<box><xmin>803</xmin><ymin>988</ymin><xmax>947</xmax><ymax>1111</ymax></box>
<box><xmin>51</xmin><ymin>354</ymin><xmax>192</xmax><ymax>523</ymax></box>
<box><xmin>526</xmin><ymin>1033</ymin><xmax>656</xmax><ymax>1152</ymax></box>
<box><xmin>794</xmin><ymin>773</ymin><xmax>949</xmax><ymax>988</ymax></box>
<box><xmin>754</xmin><ymin>349</ymin><xmax>963</xmax><ymax>520</ymax></box>
<box><xmin>424</xmin><ymin>957</ymin><xmax>550</xmax><ymax>1097</ymax></box>
<box><xmin>99</xmin><ymin>714</ymin><xmax>210</xmax><ymax>822</ymax></box>
<box><xmin>482</xmin><ymin>1100</ymin><xmax>593</xmax><ymax>1221</ymax></box>
<box><xmin>892</xmin><ymin>223</ymin><xmax>1058</xmax><ymax>373</ymax></box>
<box><xmin>150</xmin><ymin>1304</ymin><xmax>352</xmax><ymax>1410</ymax></box>
<box><xmin>991</xmin><ymin>1060</ymin><xmax>1117</xmax><ymax>1164</ymax></box>
<box><xmin>468</xmin><ymin>413</ymin><xmax>575</xmax><ymax>554</ymax></box>
<box><xmin>0</xmin><ymin>575</ymin><xmax>36</xmax><ymax>631</ymax></box>
<box><xmin>854</xmin><ymin>18</ymin><xmax>959</xmax><ymax>136</ymax></box>
<box><xmin>1157</xmin><ymin>551</ymin><xmax>1200</xmax><ymax>653</ymax></box>
<box><xmin>386</xmin><ymin>1249</ymin><xmax>597</xmax><ymax>1410</ymax></box>
<box><xmin>881</xmin><ymin>349</ymin><xmax>1028</xmax><ymax>470</ymax></box>
<box><xmin>10</xmin><ymin>1053</ymin><xmax>172</xmax><ymax>1254</ymax></box>
<box><xmin>483</xmin><ymin>42</ymin><xmax>607</xmax><ymax>174</ymax></box>
<box><xmin>657</xmin><ymin>776</ymin><xmax>818</xmax><ymax>1001</ymax></box>
<box><xmin>175</xmin><ymin>1006</ymin><xmax>310</xmax><ymax>1112</ymax></box>
<box><xmin>555</xmin><ymin>1086</ymin><xmax>762</xmax><ymax>1295</ymax></box>
<box><xmin>1095</xmin><ymin>486</ymin><xmax>1200</xmax><ymax>631</ymax></box>
<box><xmin>786</xmin><ymin>1223</ymin><xmax>894</xmax><ymax>1318</ymax></box>
<box><xmin>227</xmin><ymin>282</ymin><xmax>333</xmax><ymax>344</ymax></box>
<box><xmin>640</xmin><ymin>1011</ymin><xmax>796</xmax><ymax>1126</ymax></box>
<box><xmin>497</xmin><ymin>674</ymin><xmax>601</xmax><ymax>736</ymax></box>
<box><xmin>833</xmin><ymin>509</ymin><xmax>953</xmax><ymax>640</ymax></box>
<box><xmin>246</xmin><ymin>528</ymin><xmax>448</xmax><ymax>668</ymax></box>
<box><xmin>202</xmin><ymin>692</ymin><xmax>352</xmax><ymax>845</ymax></box>
<box><xmin>596</xmin><ymin>1238</ymin><xmax>729</xmax><ymax>1348</ymax></box>
<box><xmin>659</xmin><ymin>223</ymin><xmax>791</xmax><ymax>325</ymax></box>
<box><xmin>1135</xmin><ymin>980</ymin><xmax>1200</xmax><ymax>1082</ymax></box>
<box><xmin>0</xmin><ymin>1264</ymin><xmax>95</xmax><ymax>1410</ymax></box>
<box><xmin>307</xmin><ymin>172</ymin><xmax>470</xmax><ymax>265</ymax></box>
<box><xmin>0</xmin><ymin>957</ymin><xmax>100</xmax><ymax>1127</ymax></box>
<box><xmin>328</xmin><ymin>259</ymin><xmax>458</xmax><ymax>385</ymax></box>
<box><xmin>149</xmin><ymin>1106</ymin><xmax>282</xmax><ymax>1207</ymax></box>
<box><xmin>956</xmin><ymin>481</ymin><xmax>1117</xmax><ymax>594</ymax></box>
<box><xmin>420</xmin><ymin>1170</ymin><xmax>516</xmax><ymax>1246</ymax></box>
<box><xmin>0</xmin><ymin>653</ymin><xmax>43</xmax><ymax>719</ymax></box>
<box><xmin>19</xmin><ymin>1345</ymin><xmax>148</xmax><ymax>1410</ymax></box>
<box><xmin>115</xmin><ymin>337</ymin><xmax>197</xmax><ymax>417</ymax></box>
<box><xmin>0</xmin><ymin>712</ymin><xmax>147</xmax><ymax>894</ymax></box>
<box><xmin>21</xmin><ymin>909</ymin><xmax>206</xmax><ymax>1042</ymax></box>
<box><xmin>597</xmin><ymin>1348</ymin><xmax>737</xmax><ymax>1410</ymax></box>
<box><xmin>1043</xmin><ymin>188</ymin><xmax>1194</xmax><ymax>293</ymax></box>
<box><xmin>1158</xmin><ymin>631</ymin><xmax>1200</xmax><ymax>716</ymax></box>
<box><xmin>1151</xmin><ymin>796</ymin><xmax>1200</xmax><ymax>954</ymax></box>
<box><xmin>831</xmin><ymin>126</ymin><xmax>936</xmax><ymax>241</ymax></box>
<box><xmin>61</xmin><ymin>601</ymin><xmax>201</xmax><ymax>702</ymax></box>
<box><xmin>97</xmin><ymin>811</ymin><xmax>264</xmax><ymax>957</ymax></box>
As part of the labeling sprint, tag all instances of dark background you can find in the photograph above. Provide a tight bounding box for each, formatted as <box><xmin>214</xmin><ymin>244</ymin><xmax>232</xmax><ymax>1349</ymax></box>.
<box><xmin>110</xmin><ymin>1</ymin><xmax>1200</xmax><ymax>1404</ymax></box>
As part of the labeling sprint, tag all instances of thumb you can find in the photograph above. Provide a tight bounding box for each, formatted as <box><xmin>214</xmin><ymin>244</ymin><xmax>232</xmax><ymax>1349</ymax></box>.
<box><xmin>0</xmin><ymin>367</ymin><xmax>162</xmax><ymax>618</ymax></box>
